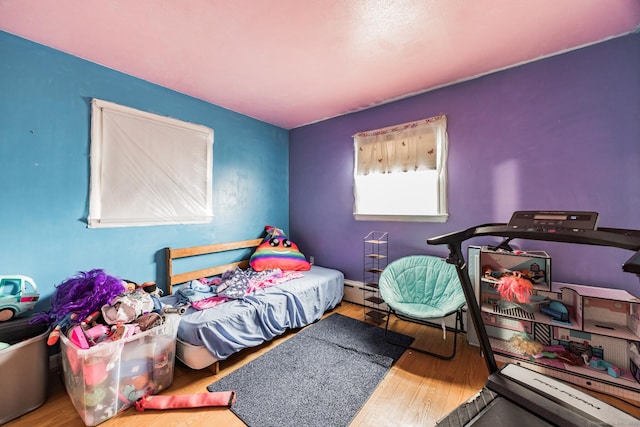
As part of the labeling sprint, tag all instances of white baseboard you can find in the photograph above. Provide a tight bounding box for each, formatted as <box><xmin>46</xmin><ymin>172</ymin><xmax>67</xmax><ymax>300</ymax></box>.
<box><xmin>343</xmin><ymin>279</ymin><xmax>366</xmax><ymax>306</ymax></box>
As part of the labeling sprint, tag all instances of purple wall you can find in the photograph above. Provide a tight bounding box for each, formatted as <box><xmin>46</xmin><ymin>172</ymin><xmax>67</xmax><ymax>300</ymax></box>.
<box><xmin>289</xmin><ymin>33</ymin><xmax>640</xmax><ymax>295</ymax></box>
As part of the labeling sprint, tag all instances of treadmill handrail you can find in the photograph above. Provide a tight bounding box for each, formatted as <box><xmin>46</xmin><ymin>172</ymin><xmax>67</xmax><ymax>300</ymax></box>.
<box><xmin>427</xmin><ymin>223</ymin><xmax>640</xmax><ymax>251</ymax></box>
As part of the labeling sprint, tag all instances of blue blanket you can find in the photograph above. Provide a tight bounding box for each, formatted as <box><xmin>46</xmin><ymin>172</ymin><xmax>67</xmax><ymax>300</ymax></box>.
<box><xmin>160</xmin><ymin>265</ymin><xmax>344</xmax><ymax>360</ymax></box>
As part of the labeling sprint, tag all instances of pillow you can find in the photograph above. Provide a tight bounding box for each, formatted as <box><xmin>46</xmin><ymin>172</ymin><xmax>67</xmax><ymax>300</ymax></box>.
<box><xmin>250</xmin><ymin>226</ymin><xmax>311</xmax><ymax>272</ymax></box>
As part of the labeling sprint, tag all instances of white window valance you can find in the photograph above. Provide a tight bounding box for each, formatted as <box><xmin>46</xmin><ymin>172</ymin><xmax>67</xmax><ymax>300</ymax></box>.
<box><xmin>354</xmin><ymin>115</ymin><xmax>446</xmax><ymax>176</ymax></box>
<box><xmin>353</xmin><ymin>114</ymin><xmax>449</xmax><ymax>222</ymax></box>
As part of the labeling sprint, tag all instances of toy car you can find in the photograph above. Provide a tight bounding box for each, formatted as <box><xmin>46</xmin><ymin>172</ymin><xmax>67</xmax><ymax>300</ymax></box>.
<box><xmin>0</xmin><ymin>275</ymin><xmax>40</xmax><ymax>321</ymax></box>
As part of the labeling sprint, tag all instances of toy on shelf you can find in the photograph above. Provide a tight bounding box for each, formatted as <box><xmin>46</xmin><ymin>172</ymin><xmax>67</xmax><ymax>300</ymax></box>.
<box><xmin>0</xmin><ymin>275</ymin><xmax>40</xmax><ymax>321</ymax></box>
<box><xmin>509</xmin><ymin>331</ymin><xmax>543</xmax><ymax>356</ymax></box>
<box><xmin>482</xmin><ymin>260</ymin><xmax>546</xmax><ymax>286</ymax></box>
<box><xmin>510</xmin><ymin>333</ymin><xmax>585</xmax><ymax>366</ymax></box>
<box><xmin>496</xmin><ymin>273</ymin><xmax>534</xmax><ymax>304</ymax></box>
<box><xmin>493</xmin><ymin>272</ymin><xmax>550</xmax><ymax>313</ymax></box>
<box><xmin>539</xmin><ymin>344</ymin><xmax>584</xmax><ymax>366</ymax></box>
<box><xmin>585</xmin><ymin>355</ymin><xmax>621</xmax><ymax>378</ymax></box>
<box><xmin>540</xmin><ymin>300</ymin><xmax>570</xmax><ymax>325</ymax></box>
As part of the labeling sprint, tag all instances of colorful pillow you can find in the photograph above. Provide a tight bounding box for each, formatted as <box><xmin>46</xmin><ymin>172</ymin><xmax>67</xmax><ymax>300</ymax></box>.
<box><xmin>250</xmin><ymin>226</ymin><xmax>311</xmax><ymax>272</ymax></box>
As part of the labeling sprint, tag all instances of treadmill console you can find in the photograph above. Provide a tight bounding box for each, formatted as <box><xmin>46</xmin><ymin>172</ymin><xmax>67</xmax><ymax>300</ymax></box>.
<box><xmin>623</xmin><ymin>251</ymin><xmax>640</xmax><ymax>274</ymax></box>
<box><xmin>508</xmin><ymin>211</ymin><xmax>599</xmax><ymax>233</ymax></box>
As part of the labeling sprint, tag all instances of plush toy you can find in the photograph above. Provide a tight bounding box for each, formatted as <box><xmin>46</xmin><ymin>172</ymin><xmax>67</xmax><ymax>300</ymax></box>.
<box><xmin>250</xmin><ymin>226</ymin><xmax>311</xmax><ymax>271</ymax></box>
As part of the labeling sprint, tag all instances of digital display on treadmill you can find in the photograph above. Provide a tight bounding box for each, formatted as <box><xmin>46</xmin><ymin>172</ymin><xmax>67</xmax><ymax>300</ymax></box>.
<box><xmin>508</xmin><ymin>211</ymin><xmax>599</xmax><ymax>230</ymax></box>
<box><xmin>534</xmin><ymin>214</ymin><xmax>567</xmax><ymax>221</ymax></box>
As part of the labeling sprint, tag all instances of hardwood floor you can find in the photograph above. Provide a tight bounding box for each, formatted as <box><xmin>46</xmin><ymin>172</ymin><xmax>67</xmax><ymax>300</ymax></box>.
<box><xmin>6</xmin><ymin>302</ymin><xmax>640</xmax><ymax>426</ymax></box>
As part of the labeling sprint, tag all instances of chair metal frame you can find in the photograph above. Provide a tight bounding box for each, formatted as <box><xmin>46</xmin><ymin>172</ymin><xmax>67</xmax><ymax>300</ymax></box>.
<box><xmin>384</xmin><ymin>306</ymin><xmax>465</xmax><ymax>360</ymax></box>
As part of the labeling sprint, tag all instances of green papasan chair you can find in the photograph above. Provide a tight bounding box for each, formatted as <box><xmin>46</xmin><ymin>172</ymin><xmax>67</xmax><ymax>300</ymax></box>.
<box><xmin>379</xmin><ymin>255</ymin><xmax>466</xmax><ymax>360</ymax></box>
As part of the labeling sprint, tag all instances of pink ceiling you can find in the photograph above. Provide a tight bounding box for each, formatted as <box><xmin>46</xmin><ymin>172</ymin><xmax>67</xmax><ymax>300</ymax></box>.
<box><xmin>1</xmin><ymin>1</ymin><xmax>639</xmax><ymax>129</ymax></box>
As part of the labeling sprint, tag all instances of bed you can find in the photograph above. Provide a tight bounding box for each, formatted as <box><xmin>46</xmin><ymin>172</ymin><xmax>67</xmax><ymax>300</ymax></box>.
<box><xmin>160</xmin><ymin>238</ymin><xmax>344</xmax><ymax>373</ymax></box>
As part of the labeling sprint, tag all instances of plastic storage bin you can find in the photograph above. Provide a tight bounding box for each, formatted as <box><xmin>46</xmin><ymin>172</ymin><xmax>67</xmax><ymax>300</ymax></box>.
<box><xmin>0</xmin><ymin>317</ymin><xmax>49</xmax><ymax>425</ymax></box>
<box><xmin>60</xmin><ymin>313</ymin><xmax>180</xmax><ymax>426</ymax></box>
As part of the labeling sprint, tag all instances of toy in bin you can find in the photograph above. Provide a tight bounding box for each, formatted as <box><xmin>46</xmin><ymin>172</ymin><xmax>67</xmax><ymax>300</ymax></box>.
<box><xmin>60</xmin><ymin>314</ymin><xmax>180</xmax><ymax>426</ymax></box>
<box><xmin>30</xmin><ymin>269</ymin><xmax>182</xmax><ymax>426</ymax></box>
<box><xmin>0</xmin><ymin>275</ymin><xmax>39</xmax><ymax>322</ymax></box>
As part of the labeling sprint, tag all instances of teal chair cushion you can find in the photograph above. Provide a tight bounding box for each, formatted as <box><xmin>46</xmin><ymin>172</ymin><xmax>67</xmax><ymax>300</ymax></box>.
<box><xmin>379</xmin><ymin>255</ymin><xmax>465</xmax><ymax>320</ymax></box>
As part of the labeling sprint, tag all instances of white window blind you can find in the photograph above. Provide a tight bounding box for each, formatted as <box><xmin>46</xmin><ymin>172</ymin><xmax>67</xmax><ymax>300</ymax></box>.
<box><xmin>353</xmin><ymin>115</ymin><xmax>448</xmax><ymax>222</ymax></box>
<box><xmin>88</xmin><ymin>99</ymin><xmax>214</xmax><ymax>228</ymax></box>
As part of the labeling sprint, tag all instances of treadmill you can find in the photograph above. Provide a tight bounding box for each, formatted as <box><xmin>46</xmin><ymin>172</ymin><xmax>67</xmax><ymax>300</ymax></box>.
<box><xmin>427</xmin><ymin>211</ymin><xmax>640</xmax><ymax>426</ymax></box>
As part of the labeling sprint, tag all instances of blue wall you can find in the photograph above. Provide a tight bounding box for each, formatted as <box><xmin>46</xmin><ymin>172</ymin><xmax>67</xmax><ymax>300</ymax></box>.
<box><xmin>290</xmin><ymin>33</ymin><xmax>640</xmax><ymax>296</ymax></box>
<box><xmin>0</xmin><ymin>31</ymin><xmax>289</xmax><ymax>308</ymax></box>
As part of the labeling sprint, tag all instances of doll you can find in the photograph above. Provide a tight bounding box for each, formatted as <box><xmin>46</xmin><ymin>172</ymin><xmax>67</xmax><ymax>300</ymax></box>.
<box><xmin>496</xmin><ymin>272</ymin><xmax>534</xmax><ymax>304</ymax></box>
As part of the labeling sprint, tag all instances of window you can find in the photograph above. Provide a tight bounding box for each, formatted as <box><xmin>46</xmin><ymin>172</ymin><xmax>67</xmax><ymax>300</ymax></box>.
<box><xmin>1</xmin><ymin>279</ymin><xmax>19</xmax><ymax>295</ymax></box>
<box><xmin>353</xmin><ymin>115</ymin><xmax>448</xmax><ymax>222</ymax></box>
<box><xmin>88</xmin><ymin>99</ymin><xmax>214</xmax><ymax>228</ymax></box>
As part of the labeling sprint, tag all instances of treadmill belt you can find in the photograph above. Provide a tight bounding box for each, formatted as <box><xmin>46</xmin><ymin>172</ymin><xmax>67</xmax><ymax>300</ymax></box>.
<box><xmin>436</xmin><ymin>388</ymin><xmax>497</xmax><ymax>426</ymax></box>
<box><xmin>466</xmin><ymin>395</ymin><xmax>554</xmax><ymax>427</ymax></box>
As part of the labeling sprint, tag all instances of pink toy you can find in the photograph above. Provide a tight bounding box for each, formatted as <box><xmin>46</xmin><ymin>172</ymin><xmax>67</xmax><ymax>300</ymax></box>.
<box><xmin>135</xmin><ymin>391</ymin><xmax>236</xmax><ymax>411</ymax></box>
<box><xmin>85</xmin><ymin>324</ymin><xmax>110</xmax><ymax>341</ymax></box>
<box><xmin>496</xmin><ymin>273</ymin><xmax>534</xmax><ymax>304</ymax></box>
<box><xmin>68</xmin><ymin>325</ymin><xmax>90</xmax><ymax>349</ymax></box>
<box><xmin>83</xmin><ymin>359</ymin><xmax>108</xmax><ymax>385</ymax></box>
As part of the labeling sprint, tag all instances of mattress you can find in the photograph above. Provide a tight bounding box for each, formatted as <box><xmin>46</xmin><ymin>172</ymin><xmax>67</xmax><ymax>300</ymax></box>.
<box><xmin>161</xmin><ymin>265</ymin><xmax>344</xmax><ymax>369</ymax></box>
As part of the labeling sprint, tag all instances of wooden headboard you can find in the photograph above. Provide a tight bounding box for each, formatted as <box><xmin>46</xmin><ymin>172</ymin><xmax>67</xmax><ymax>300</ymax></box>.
<box><xmin>165</xmin><ymin>238</ymin><xmax>263</xmax><ymax>295</ymax></box>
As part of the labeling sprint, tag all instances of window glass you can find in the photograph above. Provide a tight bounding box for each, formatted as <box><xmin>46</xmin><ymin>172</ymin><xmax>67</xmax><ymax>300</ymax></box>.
<box><xmin>353</xmin><ymin>115</ymin><xmax>448</xmax><ymax>222</ymax></box>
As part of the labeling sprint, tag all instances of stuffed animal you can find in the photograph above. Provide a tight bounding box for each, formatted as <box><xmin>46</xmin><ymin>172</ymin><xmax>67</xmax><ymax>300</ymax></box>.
<box><xmin>250</xmin><ymin>225</ymin><xmax>311</xmax><ymax>271</ymax></box>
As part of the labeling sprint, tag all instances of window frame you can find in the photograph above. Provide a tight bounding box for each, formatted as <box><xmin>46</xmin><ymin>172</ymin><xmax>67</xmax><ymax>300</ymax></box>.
<box><xmin>353</xmin><ymin>115</ymin><xmax>449</xmax><ymax>223</ymax></box>
<box><xmin>88</xmin><ymin>98</ymin><xmax>214</xmax><ymax>228</ymax></box>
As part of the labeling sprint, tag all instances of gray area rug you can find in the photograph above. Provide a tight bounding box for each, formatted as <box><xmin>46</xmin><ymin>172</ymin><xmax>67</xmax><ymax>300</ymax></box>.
<box><xmin>207</xmin><ymin>313</ymin><xmax>414</xmax><ymax>427</ymax></box>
